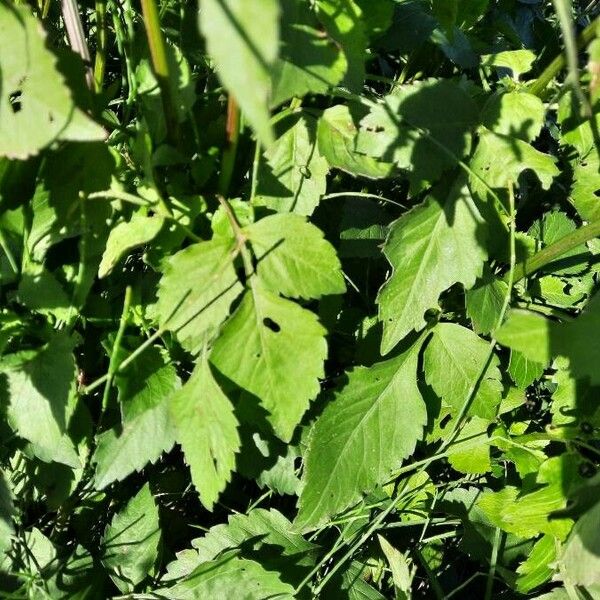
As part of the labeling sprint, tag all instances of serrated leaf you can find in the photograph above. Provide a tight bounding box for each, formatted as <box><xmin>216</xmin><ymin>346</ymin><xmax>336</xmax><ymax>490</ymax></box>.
<box><xmin>447</xmin><ymin>417</ymin><xmax>491</xmax><ymax>474</ymax></box>
<box><xmin>318</xmin><ymin>104</ymin><xmax>395</xmax><ymax>179</ymax></box>
<box><xmin>356</xmin><ymin>79</ymin><xmax>478</xmax><ymax>187</ymax></box>
<box><xmin>165</xmin><ymin>508</ymin><xmax>317</xmax><ymax>585</ymax></box>
<box><xmin>93</xmin><ymin>347</ymin><xmax>180</xmax><ymax>488</ymax></box>
<box><xmin>378</xmin><ymin>177</ymin><xmax>487</xmax><ymax>354</ymax></box>
<box><xmin>424</xmin><ymin>323</ymin><xmax>502</xmax><ymax>420</ymax></box>
<box><xmin>102</xmin><ymin>483</ymin><xmax>160</xmax><ymax>592</ymax></box>
<box><xmin>295</xmin><ymin>338</ymin><xmax>427</xmax><ymax>531</ymax></box>
<box><xmin>508</xmin><ymin>350</ymin><xmax>545</xmax><ymax>389</ymax></box>
<box><xmin>470</xmin><ymin>129</ymin><xmax>559</xmax><ymax>192</ymax></box>
<box><xmin>198</xmin><ymin>0</ymin><xmax>279</xmax><ymax>145</ymax></box>
<box><xmin>481</xmin><ymin>49</ymin><xmax>536</xmax><ymax>78</ymax></box>
<box><xmin>170</xmin><ymin>357</ymin><xmax>240</xmax><ymax>511</ymax></box>
<box><xmin>254</xmin><ymin>114</ymin><xmax>329</xmax><ymax>216</ymax></box>
<box><xmin>245</xmin><ymin>213</ymin><xmax>345</xmax><ymax>299</ymax></box>
<box><xmin>270</xmin><ymin>0</ymin><xmax>347</xmax><ymax>106</ymax></box>
<box><xmin>155</xmin><ymin>238</ymin><xmax>243</xmax><ymax>354</ymax></box>
<box><xmin>0</xmin><ymin>4</ymin><xmax>105</xmax><ymax>159</ymax></box>
<box><xmin>164</xmin><ymin>553</ymin><xmax>295</xmax><ymax>599</ymax></box>
<box><xmin>481</xmin><ymin>91</ymin><xmax>544</xmax><ymax>142</ymax></box>
<box><xmin>0</xmin><ymin>334</ymin><xmax>79</xmax><ymax>467</ymax></box>
<box><xmin>465</xmin><ymin>269</ymin><xmax>508</xmax><ymax>335</ymax></box>
<box><xmin>99</xmin><ymin>214</ymin><xmax>165</xmax><ymax>278</ymax></box>
<box><xmin>570</xmin><ymin>151</ymin><xmax>600</xmax><ymax>221</ymax></box>
<box><xmin>211</xmin><ymin>285</ymin><xmax>327</xmax><ymax>442</ymax></box>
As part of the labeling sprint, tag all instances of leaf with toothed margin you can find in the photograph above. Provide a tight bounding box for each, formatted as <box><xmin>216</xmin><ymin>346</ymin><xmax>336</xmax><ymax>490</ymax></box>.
<box><xmin>295</xmin><ymin>336</ymin><xmax>427</xmax><ymax>531</ymax></box>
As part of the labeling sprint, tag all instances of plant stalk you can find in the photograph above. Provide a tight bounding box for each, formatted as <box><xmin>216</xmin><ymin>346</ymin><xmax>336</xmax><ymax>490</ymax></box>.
<box><xmin>529</xmin><ymin>17</ymin><xmax>599</xmax><ymax>97</ymax></box>
<box><xmin>139</xmin><ymin>0</ymin><xmax>179</xmax><ymax>144</ymax></box>
<box><xmin>506</xmin><ymin>217</ymin><xmax>600</xmax><ymax>283</ymax></box>
<box><xmin>218</xmin><ymin>96</ymin><xmax>241</xmax><ymax>196</ymax></box>
<box><xmin>93</xmin><ymin>0</ymin><xmax>108</xmax><ymax>92</ymax></box>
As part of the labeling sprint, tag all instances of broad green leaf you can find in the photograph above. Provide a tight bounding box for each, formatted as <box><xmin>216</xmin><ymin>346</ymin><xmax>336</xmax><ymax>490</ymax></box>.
<box><xmin>481</xmin><ymin>49</ymin><xmax>536</xmax><ymax>78</ymax></box>
<box><xmin>99</xmin><ymin>214</ymin><xmax>165</xmax><ymax>278</ymax></box>
<box><xmin>561</xmin><ymin>500</ymin><xmax>600</xmax><ymax>587</ymax></box>
<box><xmin>497</xmin><ymin>296</ymin><xmax>600</xmax><ymax>385</ymax></box>
<box><xmin>198</xmin><ymin>0</ymin><xmax>280</xmax><ymax>145</ymax></box>
<box><xmin>0</xmin><ymin>4</ymin><xmax>105</xmax><ymax>159</ymax></box>
<box><xmin>470</xmin><ymin>129</ymin><xmax>559</xmax><ymax>192</ymax></box>
<box><xmin>170</xmin><ymin>357</ymin><xmax>240</xmax><ymax>511</ymax></box>
<box><xmin>515</xmin><ymin>535</ymin><xmax>556</xmax><ymax>594</ymax></box>
<box><xmin>17</xmin><ymin>263</ymin><xmax>72</xmax><ymax>322</ymax></box>
<box><xmin>165</xmin><ymin>508</ymin><xmax>317</xmax><ymax>586</ymax></box>
<box><xmin>296</xmin><ymin>339</ymin><xmax>427</xmax><ymax>531</ymax></box>
<box><xmin>102</xmin><ymin>483</ymin><xmax>160</xmax><ymax>592</ymax></box>
<box><xmin>495</xmin><ymin>310</ymin><xmax>553</xmax><ymax>365</ymax></box>
<box><xmin>424</xmin><ymin>323</ymin><xmax>502</xmax><ymax>421</ymax></box>
<box><xmin>245</xmin><ymin>213</ymin><xmax>345</xmax><ymax>299</ymax></box>
<box><xmin>317</xmin><ymin>104</ymin><xmax>395</xmax><ymax>179</ymax></box>
<box><xmin>465</xmin><ymin>269</ymin><xmax>508</xmax><ymax>335</ymax></box>
<box><xmin>558</xmin><ymin>89</ymin><xmax>600</xmax><ymax>156</ymax></box>
<box><xmin>211</xmin><ymin>285</ymin><xmax>327</xmax><ymax>442</ymax></box>
<box><xmin>378</xmin><ymin>177</ymin><xmax>487</xmax><ymax>354</ymax></box>
<box><xmin>0</xmin><ymin>334</ymin><xmax>79</xmax><ymax>467</ymax></box>
<box><xmin>447</xmin><ymin>417</ymin><xmax>491</xmax><ymax>474</ymax></box>
<box><xmin>481</xmin><ymin>91</ymin><xmax>545</xmax><ymax>142</ymax></box>
<box><xmin>254</xmin><ymin>114</ymin><xmax>329</xmax><ymax>216</ymax></box>
<box><xmin>570</xmin><ymin>151</ymin><xmax>600</xmax><ymax>222</ymax></box>
<box><xmin>315</xmin><ymin>0</ymin><xmax>367</xmax><ymax>91</ymax></box>
<box><xmin>322</xmin><ymin>560</ymin><xmax>387</xmax><ymax>600</ymax></box>
<box><xmin>155</xmin><ymin>238</ymin><xmax>243</xmax><ymax>354</ymax></box>
<box><xmin>378</xmin><ymin>535</ymin><xmax>415</xmax><ymax>598</ymax></box>
<box><xmin>356</xmin><ymin>79</ymin><xmax>478</xmax><ymax>187</ymax></box>
<box><xmin>165</xmin><ymin>553</ymin><xmax>295</xmax><ymax>599</ymax></box>
<box><xmin>93</xmin><ymin>347</ymin><xmax>180</xmax><ymax>488</ymax></box>
<box><xmin>508</xmin><ymin>350</ymin><xmax>545</xmax><ymax>389</ymax></box>
<box><xmin>270</xmin><ymin>0</ymin><xmax>347</xmax><ymax>106</ymax></box>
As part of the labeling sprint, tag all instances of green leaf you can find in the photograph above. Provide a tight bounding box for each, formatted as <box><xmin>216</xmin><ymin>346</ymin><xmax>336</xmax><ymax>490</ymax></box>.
<box><xmin>0</xmin><ymin>471</ymin><xmax>13</xmax><ymax>556</ymax></box>
<box><xmin>102</xmin><ymin>483</ymin><xmax>160</xmax><ymax>592</ymax></box>
<box><xmin>296</xmin><ymin>338</ymin><xmax>427</xmax><ymax>531</ymax></box>
<box><xmin>423</xmin><ymin>323</ymin><xmax>502</xmax><ymax>420</ymax></box>
<box><xmin>164</xmin><ymin>553</ymin><xmax>295</xmax><ymax>599</ymax></box>
<box><xmin>317</xmin><ymin>104</ymin><xmax>395</xmax><ymax>179</ymax></box>
<box><xmin>315</xmin><ymin>0</ymin><xmax>367</xmax><ymax>91</ymax></box>
<box><xmin>270</xmin><ymin>0</ymin><xmax>347</xmax><ymax>106</ymax></box>
<box><xmin>378</xmin><ymin>535</ymin><xmax>415</xmax><ymax>597</ymax></box>
<box><xmin>447</xmin><ymin>417</ymin><xmax>491</xmax><ymax>474</ymax></box>
<box><xmin>515</xmin><ymin>534</ymin><xmax>556</xmax><ymax>594</ymax></box>
<box><xmin>356</xmin><ymin>79</ymin><xmax>478</xmax><ymax>187</ymax></box>
<box><xmin>470</xmin><ymin>129</ymin><xmax>560</xmax><ymax>192</ymax></box>
<box><xmin>508</xmin><ymin>350</ymin><xmax>545</xmax><ymax>389</ymax></box>
<box><xmin>0</xmin><ymin>334</ymin><xmax>79</xmax><ymax>467</ymax></box>
<box><xmin>481</xmin><ymin>49</ymin><xmax>536</xmax><ymax>79</ymax></box>
<box><xmin>481</xmin><ymin>91</ymin><xmax>545</xmax><ymax>142</ymax></box>
<box><xmin>93</xmin><ymin>347</ymin><xmax>180</xmax><ymax>488</ymax></box>
<box><xmin>494</xmin><ymin>310</ymin><xmax>553</xmax><ymax>365</ymax></box>
<box><xmin>378</xmin><ymin>177</ymin><xmax>487</xmax><ymax>354</ymax></box>
<box><xmin>165</xmin><ymin>508</ymin><xmax>317</xmax><ymax>586</ymax></box>
<box><xmin>170</xmin><ymin>357</ymin><xmax>240</xmax><ymax>511</ymax></box>
<box><xmin>0</xmin><ymin>4</ymin><xmax>105</xmax><ymax>159</ymax></box>
<box><xmin>155</xmin><ymin>238</ymin><xmax>243</xmax><ymax>354</ymax></box>
<box><xmin>211</xmin><ymin>285</ymin><xmax>327</xmax><ymax>442</ymax></box>
<box><xmin>254</xmin><ymin>114</ymin><xmax>329</xmax><ymax>215</ymax></box>
<box><xmin>245</xmin><ymin>213</ymin><xmax>345</xmax><ymax>299</ymax></box>
<box><xmin>465</xmin><ymin>269</ymin><xmax>508</xmax><ymax>335</ymax></box>
<box><xmin>570</xmin><ymin>151</ymin><xmax>600</xmax><ymax>222</ymax></box>
<box><xmin>99</xmin><ymin>214</ymin><xmax>165</xmax><ymax>278</ymax></box>
<box><xmin>198</xmin><ymin>0</ymin><xmax>280</xmax><ymax>145</ymax></box>
<box><xmin>561</xmin><ymin>498</ymin><xmax>600</xmax><ymax>587</ymax></box>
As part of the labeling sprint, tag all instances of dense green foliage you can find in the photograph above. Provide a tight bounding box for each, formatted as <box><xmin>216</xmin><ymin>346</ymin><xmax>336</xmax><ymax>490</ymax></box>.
<box><xmin>1</xmin><ymin>0</ymin><xmax>600</xmax><ymax>597</ymax></box>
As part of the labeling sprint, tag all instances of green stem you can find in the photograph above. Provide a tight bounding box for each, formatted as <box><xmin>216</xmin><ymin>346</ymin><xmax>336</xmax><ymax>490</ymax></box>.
<box><xmin>506</xmin><ymin>217</ymin><xmax>600</xmax><ymax>283</ymax></box>
<box><xmin>100</xmin><ymin>286</ymin><xmax>132</xmax><ymax>416</ymax></box>
<box><xmin>93</xmin><ymin>0</ymin><xmax>107</xmax><ymax>91</ymax></box>
<box><xmin>139</xmin><ymin>0</ymin><xmax>179</xmax><ymax>144</ymax></box>
<box><xmin>529</xmin><ymin>17</ymin><xmax>599</xmax><ymax>97</ymax></box>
